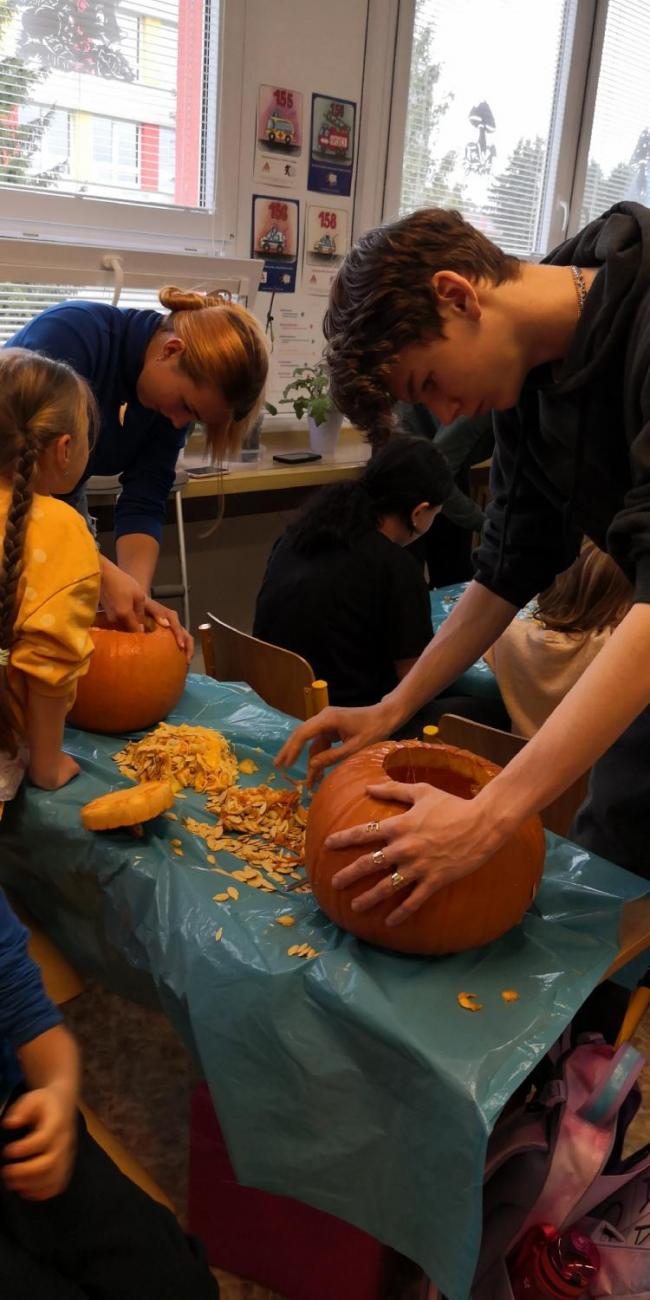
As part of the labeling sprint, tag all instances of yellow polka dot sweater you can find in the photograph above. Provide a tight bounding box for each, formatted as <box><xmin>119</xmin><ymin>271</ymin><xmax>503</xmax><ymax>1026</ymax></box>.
<box><xmin>1</xmin><ymin>485</ymin><xmax>100</xmax><ymax>731</ymax></box>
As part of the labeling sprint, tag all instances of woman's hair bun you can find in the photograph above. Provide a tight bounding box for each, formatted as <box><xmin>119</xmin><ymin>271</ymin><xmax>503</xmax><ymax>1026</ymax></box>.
<box><xmin>158</xmin><ymin>285</ymin><xmax>229</xmax><ymax>312</ymax></box>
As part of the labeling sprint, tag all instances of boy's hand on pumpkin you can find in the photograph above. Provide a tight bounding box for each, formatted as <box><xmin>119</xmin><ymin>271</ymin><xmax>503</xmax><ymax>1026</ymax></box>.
<box><xmin>327</xmin><ymin>780</ymin><xmax>504</xmax><ymax>925</ymax></box>
<box><xmin>143</xmin><ymin>597</ymin><xmax>194</xmax><ymax>662</ymax></box>
<box><xmin>275</xmin><ymin>702</ymin><xmax>395</xmax><ymax>784</ymax></box>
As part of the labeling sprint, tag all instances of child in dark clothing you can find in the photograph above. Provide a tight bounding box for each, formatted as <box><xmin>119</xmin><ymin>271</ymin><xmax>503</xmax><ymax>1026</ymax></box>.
<box><xmin>254</xmin><ymin>435</ymin><xmax>452</xmax><ymax>708</ymax></box>
<box><xmin>0</xmin><ymin>886</ymin><xmax>218</xmax><ymax>1300</ymax></box>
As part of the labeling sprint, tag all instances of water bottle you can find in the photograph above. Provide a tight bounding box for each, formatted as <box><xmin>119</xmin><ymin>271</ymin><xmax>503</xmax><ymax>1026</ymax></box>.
<box><xmin>509</xmin><ymin>1223</ymin><xmax>601</xmax><ymax>1298</ymax></box>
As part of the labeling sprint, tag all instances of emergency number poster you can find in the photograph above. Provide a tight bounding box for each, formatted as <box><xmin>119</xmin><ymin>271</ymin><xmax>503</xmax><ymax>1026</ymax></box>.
<box><xmin>308</xmin><ymin>93</ymin><xmax>356</xmax><ymax>196</ymax></box>
<box><xmin>254</xmin><ymin>83</ymin><xmax>303</xmax><ymax>188</ymax></box>
<box><xmin>303</xmin><ymin>203</ymin><xmax>350</xmax><ymax>295</ymax></box>
<box><xmin>251</xmin><ymin>194</ymin><xmax>299</xmax><ymax>293</ymax></box>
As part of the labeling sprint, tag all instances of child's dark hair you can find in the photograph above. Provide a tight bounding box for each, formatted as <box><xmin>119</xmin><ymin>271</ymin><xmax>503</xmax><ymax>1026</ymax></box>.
<box><xmin>0</xmin><ymin>348</ymin><xmax>97</xmax><ymax>756</ymax></box>
<box><xmin>323</xmin><ymin>207</ymin><xmax>520</xmax><ymax>435</ymax></box>
<box><xmin>535</xmin><ymin>538</ymin><xmax>633</xmax><ymax>636</ymax></box>
<box><xmin>287</xmin><ymin>433</ymin><xmax>452</xmax><ymax>555</ymax></box>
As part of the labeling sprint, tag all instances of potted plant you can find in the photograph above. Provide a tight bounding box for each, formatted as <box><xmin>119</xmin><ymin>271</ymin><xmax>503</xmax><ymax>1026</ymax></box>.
<box><xmin>266</xmin><ymin>363</ymin><xmax>343</xmax><ymax>458</ymax></box>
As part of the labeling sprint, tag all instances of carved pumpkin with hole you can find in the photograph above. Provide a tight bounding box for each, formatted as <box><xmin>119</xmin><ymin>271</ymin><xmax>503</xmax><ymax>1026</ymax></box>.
<box><xmin>305</xmin><ymin>740</ymin><xmax>545</xmax><ymax>955</ymax></box>
<box><xmin>68</xmin><ymin>615</ymin><xmax>187</xmax><ymax>735</ymax></box>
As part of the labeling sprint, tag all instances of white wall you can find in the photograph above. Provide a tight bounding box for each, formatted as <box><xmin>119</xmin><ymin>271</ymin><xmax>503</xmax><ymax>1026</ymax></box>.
<box><xmin>229</xmin><ymin>0</ymin><xmax>398</xmax><ymax>406</ymax></box>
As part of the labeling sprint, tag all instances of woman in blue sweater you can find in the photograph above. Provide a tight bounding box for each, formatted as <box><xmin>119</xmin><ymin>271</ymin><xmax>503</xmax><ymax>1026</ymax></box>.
<box><xmin>8</xmin><ymin>288</ymin><xmax>268</xmax><ymax>655</ymax></box>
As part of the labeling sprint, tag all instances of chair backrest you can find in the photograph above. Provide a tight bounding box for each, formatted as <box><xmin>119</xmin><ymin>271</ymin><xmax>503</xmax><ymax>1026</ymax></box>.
<box><xmin>199</xmin><ymin>615</ymin><xmax>328</xmax><ymax>721</ymax></box>
<box><xmin>436</xmin><ymin>713</ymin><xmax>590</xmax><ymax>839</ymax></box>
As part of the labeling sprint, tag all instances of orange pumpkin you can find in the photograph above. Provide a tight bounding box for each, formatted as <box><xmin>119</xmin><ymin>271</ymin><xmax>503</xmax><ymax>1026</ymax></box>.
<box><xmin>68</xmin><ymin>615</ymin><xmax>187</xmax><ymax>735</ymax></box>
<box><xmin>305</xmin><ymin>740</ymin><xmax>545</xmax><ymax>955</ymax></box>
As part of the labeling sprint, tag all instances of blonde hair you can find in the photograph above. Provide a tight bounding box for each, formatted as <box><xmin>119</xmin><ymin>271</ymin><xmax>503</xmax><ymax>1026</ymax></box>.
<box><xmin>0</xmin><ymin>348</ymin><xmax>97</xmax><ymax>756</ymax></box>
<box><xmin>157</xmin><ymin>286</ymin><xmax>269</xmax><ymax>458</ymax></box>
<box><xmin>535</xmin><ymin>539</ymin><xmax>633</xmax><ymax>636</ymax></box>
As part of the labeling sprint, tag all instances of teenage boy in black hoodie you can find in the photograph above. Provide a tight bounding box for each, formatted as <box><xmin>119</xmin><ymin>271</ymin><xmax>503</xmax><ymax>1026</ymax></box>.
<box><xmin>278</xmin><ymin>202</ymin><xmax>650</xmax><ymax>928</ymax></box>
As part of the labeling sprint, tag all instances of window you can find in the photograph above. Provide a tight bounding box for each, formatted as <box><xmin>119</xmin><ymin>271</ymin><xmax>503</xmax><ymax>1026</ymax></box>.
<box><xmin>0</xmin><ymin>0</ymin><xmax>229</xmax><ymax>253</ymax></box>
<box><xmin>390</xmin><ymin>0</ymin><xmax>650</xmax><ymax>261</ymax></box>
<box><xmin>90</xmin><ymin>116</ymin><xmax>138</xmax><ymax>192</ymax></box>
<box><xmin>577</xmin><ymin>0</ymin><xmax>650</xmax><ymax>227</ymax></box>
<box><xmin>17</xmin><ymin>104</ymin><xmax>70</xmax><ymax>180</ymax></box>
<box><xmin>399</xmin><ymin>0</ymin><xmax>571</xmax><ymax>257</ymax></box>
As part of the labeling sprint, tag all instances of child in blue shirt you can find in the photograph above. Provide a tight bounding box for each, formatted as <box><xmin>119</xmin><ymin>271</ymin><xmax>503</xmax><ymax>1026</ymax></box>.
<box><xmin>0</xmin><ymin>887</ymin><xmax>218</xmax><ymax>1299</ymax></box>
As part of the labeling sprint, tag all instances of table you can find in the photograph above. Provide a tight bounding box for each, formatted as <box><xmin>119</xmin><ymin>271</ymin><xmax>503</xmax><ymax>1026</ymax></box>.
<box><xmin>430</xmin><ymin>582</ymin><xmax>501</xmax><ymax>700</ymax></box>
<box><xmin>1</xmin><ymin>677</ymin><xmax>648</xmax><ymax>1300</ymax></box>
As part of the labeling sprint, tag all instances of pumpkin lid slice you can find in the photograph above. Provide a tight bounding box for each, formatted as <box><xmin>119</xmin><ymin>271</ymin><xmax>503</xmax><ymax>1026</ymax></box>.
<box><xmin>81</xmin><ymin>780</ymin><xmax>174</xmax><ymax>831</ymax></box>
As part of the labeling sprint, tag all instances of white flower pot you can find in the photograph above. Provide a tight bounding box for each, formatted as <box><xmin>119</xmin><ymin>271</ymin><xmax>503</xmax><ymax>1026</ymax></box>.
<box><xmin>308</xmin><ymin>408</ymin><xmax>343</xmax><ymax>459</ymax></box>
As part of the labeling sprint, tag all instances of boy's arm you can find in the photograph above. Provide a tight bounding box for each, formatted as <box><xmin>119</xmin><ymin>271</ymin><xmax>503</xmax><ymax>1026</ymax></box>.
<box><xmin>477</xmin><ymin>601</ymin><xmax>650</xmax><ymax>833</ymax></box>
<box><xmin>327</xmin><ymin>603</ymin><xmax>650</xmax><ymax>927</ymax></box>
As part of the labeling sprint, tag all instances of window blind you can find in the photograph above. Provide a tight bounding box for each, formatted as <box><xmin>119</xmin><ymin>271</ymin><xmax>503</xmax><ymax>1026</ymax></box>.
<box><xmin>578</xmin><ymin>0</ymin><xmax>650</xmax><ymax>227</ymax></box>
<box><xmin>0</xmin><ymin>279</ymin><xmax>244</xmax><ymax>345</ymax></box>
<box><xmin>400</xmin><ymin>0</ymin><xmax>570</xmax><ymax>257</ymax></box>
<box><xmin>0</xmin><ymin>0</ymin><xmax>217</xmax><ymax>211</ymax></box>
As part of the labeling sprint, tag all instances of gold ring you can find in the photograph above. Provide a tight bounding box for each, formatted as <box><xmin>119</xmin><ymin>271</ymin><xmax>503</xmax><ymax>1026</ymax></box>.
<box><xmin>366</xmin><ymin>820</ymin><xmax>380</xmax><ymax>834</ymax></box>
<box><xmin>371</xmin><ymin>849</ymin><xmax>386</xmax><ymax>867</ymax></box>
<box><xmin>391</xmin><ymin>871</ymin><xmax>406</xmax><ymax>890</ymax></box>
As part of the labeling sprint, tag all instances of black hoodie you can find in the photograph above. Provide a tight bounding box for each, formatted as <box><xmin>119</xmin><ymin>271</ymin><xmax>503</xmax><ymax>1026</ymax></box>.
<box><xmin>474</xmin><ymin>202</ymin><xmax>650</xmax><ymax>608</ymax></box>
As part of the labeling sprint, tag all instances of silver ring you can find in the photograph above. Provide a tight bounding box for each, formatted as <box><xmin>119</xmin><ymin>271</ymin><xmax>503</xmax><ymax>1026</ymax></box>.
<box><xmin>366</xmin><ymin>820</ymin><xmax>381</xmax><ymax>834</ymax></box>
<box><xmin>371</xmin><ymin>849</ymin><xmax>386</xmax><ymax>867</ymax></box>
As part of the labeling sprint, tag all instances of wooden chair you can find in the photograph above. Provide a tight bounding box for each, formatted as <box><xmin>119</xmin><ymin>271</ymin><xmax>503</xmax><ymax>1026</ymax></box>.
<box><xmin>7</xmin><ymin>894</ymin><xmax>173</xmax><ymax>1211</ymax></box>
<box><xmin>200</xmin><ymin>615</ymin><xmax>329</xmax><ymax>720</ymax></box>
<box><xmin>435</xmin><ymin>713</ymin><xmax>590</xmax><ymax>839</ymax></box>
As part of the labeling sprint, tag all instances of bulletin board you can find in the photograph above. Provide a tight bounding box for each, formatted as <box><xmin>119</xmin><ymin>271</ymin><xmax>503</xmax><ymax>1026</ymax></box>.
<box><xmin>232</xmin><ymin>0</ymin><xmax>368</xmax><ymax>412</ymax></box>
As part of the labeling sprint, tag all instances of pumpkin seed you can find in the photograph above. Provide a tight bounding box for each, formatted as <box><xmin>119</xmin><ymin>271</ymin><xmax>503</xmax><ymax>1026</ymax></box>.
<box><xmin>457</xmin><ymin>992</ymin><xmax>483</xmax><ymax>1012</ymax></box>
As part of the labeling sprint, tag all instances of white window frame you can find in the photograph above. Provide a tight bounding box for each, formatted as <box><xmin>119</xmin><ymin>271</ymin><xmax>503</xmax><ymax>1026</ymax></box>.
<box><xmin>0</xmin><ymin>243</ymin><xmax>264</xmax><ymax>313</ymax></box>
<box><xmin>376</xmin><ymin>0</ymin><xmax>611</xmax><ymax>259</ymax></box>
<box><xmin>0</xmin><ymin>0</ymin><xmax>245</xmax><ymax>257</ymax></box>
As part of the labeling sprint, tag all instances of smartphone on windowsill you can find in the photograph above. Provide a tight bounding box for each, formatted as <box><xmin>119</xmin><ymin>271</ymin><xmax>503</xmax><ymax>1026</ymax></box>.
<box><xmin>272</xmin><ymin>451</ymin><xmax>322</xmax><ymax>464</ymax></box>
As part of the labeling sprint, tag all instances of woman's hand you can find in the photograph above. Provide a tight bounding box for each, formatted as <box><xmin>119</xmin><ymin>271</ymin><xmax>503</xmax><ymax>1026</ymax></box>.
<box><xmin>326</xmin><ymin>780</ymin><xmax>506</xmax><ymax>926</ymax></box>
<box><xmin>99</xmin><ymin>560</ymin><xmax>193</xmax><ymax>661</ymax></box>
<box><xmin>276</xmin><ymin>701</ymin><xmax>397</xmax><ymax>784</ymax></box>
<box><xmin>143</xmin><ymin>596</ymin><xmax>194</xmax><ymax>662</ymax></box>
<box><xmin>99</xmin><ymin>560</ymin><xmax>147</xmax><ymax>630</ymax></box>
<box><xmin>2</xmin><ymin>1084</ymin><xmax>77</xmax><ymax>1200</ymax></box>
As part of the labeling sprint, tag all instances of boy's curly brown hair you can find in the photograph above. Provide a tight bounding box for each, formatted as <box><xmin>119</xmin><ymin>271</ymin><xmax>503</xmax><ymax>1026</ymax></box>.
<box><xmin>323</xmin><ymin>208</ymin><xmax>520</xmax><ymax>439</ymax></box>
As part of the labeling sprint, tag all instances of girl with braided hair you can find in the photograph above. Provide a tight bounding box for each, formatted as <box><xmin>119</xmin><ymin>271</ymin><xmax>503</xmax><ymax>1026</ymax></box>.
<box><xmin>0</xmin><ymin>348</ymin><xmax>100</xmax><ymax>806</ymax></box>
<box><xmin>7</xmin><ymin>288</ymin><xmax>269</xmax><ymax>658</ymax></box>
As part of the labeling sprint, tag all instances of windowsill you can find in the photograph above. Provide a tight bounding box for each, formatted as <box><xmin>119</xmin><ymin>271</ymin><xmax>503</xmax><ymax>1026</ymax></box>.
<box><xmin>180</xmin><ymin>424</ymin><xmax>370</xmax><ymax>497</ymax></box>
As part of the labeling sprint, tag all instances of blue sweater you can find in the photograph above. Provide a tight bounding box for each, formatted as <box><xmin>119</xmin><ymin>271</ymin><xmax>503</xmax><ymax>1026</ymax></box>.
<box><xmin>0</xmin><ymin>889</ymin><xmax>62</xmax><ymax>1107</ymax></box>
<box><xmin>7</xmin><ymin>302</ymin><xmax>187</xmax><ymax>543</ymax></box>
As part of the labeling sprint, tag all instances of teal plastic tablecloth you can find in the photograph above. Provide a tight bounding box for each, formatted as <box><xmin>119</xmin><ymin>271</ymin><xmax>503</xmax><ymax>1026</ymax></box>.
<box><xmin>430</xmin><ymin>582</ymin><xmax>501</xmax><ymax>699</ymax></box>
<box><xmin>0</xmin><ymin>675</ymin><xmax>647</xmax><ymax>1300</ymax></box>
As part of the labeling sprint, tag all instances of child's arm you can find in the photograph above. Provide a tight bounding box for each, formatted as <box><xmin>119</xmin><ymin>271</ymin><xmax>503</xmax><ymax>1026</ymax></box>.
<box><xmin>25</xmin><ymin>688</ymin><xmax>79</xmax><ymax>790</ymax></box>
<box><xmin>2</xmin><ymin>1024</ymin><xmax>80</xmax><ymax>1201</ymax></box>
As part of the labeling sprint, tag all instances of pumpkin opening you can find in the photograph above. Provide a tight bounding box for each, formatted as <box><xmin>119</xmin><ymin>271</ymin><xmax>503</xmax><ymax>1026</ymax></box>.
<box><xmin>383</xmin><ymin>745</ymin><xmax>485</xmax><ymax>799</ymax></box>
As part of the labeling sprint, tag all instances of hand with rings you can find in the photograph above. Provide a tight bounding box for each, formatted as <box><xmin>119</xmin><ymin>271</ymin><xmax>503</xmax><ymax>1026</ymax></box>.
<box><xmin>325</xmin><ymin>778</ymin><xmax>506</xmax><ymax>928</ymax></box>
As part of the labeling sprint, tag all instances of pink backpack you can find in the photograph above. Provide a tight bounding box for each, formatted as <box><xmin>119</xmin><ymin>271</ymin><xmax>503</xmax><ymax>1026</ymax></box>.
<box><xmin>470</xmin><ymin>1031</ymin><xmax>650</xmax><ymax>1299</ymax></box>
